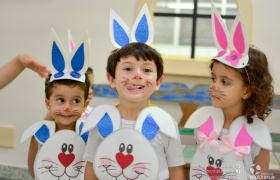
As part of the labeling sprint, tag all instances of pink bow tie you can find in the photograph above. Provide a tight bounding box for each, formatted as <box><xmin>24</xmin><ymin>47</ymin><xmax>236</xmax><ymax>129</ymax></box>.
<box><xmin>220</xmin><ymin>135</ymin><xmax>251</xmax><ymax>161</ymax></box>
<box><xmin>197</xmin><ymin>129</ymin><xmax>220</xmax><ymax>153</ymax></box>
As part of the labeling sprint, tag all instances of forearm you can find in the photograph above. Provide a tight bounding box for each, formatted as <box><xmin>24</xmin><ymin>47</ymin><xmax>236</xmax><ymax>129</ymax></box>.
<box><xmin>0</xmin><ymin>55</ymin><xmax>25</xmax><ymax>90</ymax></box>
<box><xmin>168</xmin><ymin>166</ymin><xmax>185</xmax><ymax>180</ymax></box>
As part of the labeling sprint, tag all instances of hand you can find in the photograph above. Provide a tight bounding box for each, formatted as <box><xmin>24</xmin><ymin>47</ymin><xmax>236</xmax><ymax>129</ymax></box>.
<box><xmin>18</xmin><ymin>54</ymin><xmax>51</xmax><ymax>78</ymax></box>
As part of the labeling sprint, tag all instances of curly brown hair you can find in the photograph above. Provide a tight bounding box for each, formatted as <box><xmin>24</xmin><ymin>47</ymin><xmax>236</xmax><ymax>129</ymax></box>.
<box><xmin>210</xmin><ymin>46</ymin><xmax>274</xmax><ymax>123</ymax></box>
<box><xmin>106</xmin><ymin>42</ymin><xmax>164</xmax><ymax>80</ymax></box>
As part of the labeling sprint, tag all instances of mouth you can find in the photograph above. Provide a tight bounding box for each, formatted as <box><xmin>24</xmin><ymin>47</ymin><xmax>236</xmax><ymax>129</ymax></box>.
<box><xmin>60</xmin><ymin>114</ymin><xmax>74</xmax><ymax>118</ymax></box>
<box><xmin>127</xmin><ymin>84</ymin><xmax>145</xmax><ymax>91</ymax></box>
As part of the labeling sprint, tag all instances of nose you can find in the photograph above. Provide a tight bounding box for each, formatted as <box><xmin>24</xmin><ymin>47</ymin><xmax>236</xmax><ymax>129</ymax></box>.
<box><xmin>65</xmin><ymin>107</ymin><xmax>70</xmax><ymax>112</ymax></box>
<box><xmin>211</xmin><ymin>84</ymin><xmax>219</xmax><ymax>91</ymax></box>
<box><xmin>134</xmin><ymin>72</ymin><xmax>142</xmax><ymax>79</ymax></box>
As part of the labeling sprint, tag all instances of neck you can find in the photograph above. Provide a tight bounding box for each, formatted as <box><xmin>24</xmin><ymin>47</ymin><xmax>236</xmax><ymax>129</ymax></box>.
<box><xmin>117</xmin><ymin>101</ymin><xmax>149</xmax><ymax>120</ymax></box>
<box><xmin>222</xmin><ymin>106</ymin><xmax>243</xmax><ymax>129</ymax></box>
<box><xmin>55</xmin><ymin>122</ymin><xmax>76</xmax><ymax>132</ymax></box>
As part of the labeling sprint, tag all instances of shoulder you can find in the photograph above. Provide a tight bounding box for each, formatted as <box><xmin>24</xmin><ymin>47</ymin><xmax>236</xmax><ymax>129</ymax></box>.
<box><xmin>230</xmin><ymin>116</ymin><xmax>272</xmax><ymax>151</ymax></box>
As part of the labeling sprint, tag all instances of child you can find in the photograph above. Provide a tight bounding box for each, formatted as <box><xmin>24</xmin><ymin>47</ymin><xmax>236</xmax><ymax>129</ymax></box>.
<box><xmin>0</xmin><ymin>53</ymin><xmax>50</xmax><ymax>89</ymax></box>
<box><xmin>44</xmin><ymin>67</ymin><xmax>94</xmax><ymax>121</ymax></box>
<box><xmin>83</xmin><ymin>42</ymin><xmax>186</xmax><ymax>180</ymax></box>
<box><xmin>22</xmin><ymin>29</ymin><xmax>91</xmax><ymax>179</ymax></box>
<box><xmin>185</xmin><ymin>3</ymin><xmax>274</xmax><ymax>179</ymax></box>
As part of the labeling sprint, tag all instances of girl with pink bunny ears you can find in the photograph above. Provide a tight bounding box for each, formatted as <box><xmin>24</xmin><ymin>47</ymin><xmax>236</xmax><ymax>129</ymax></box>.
<box><xmin>184</xmin><ymin>2</ymin><xmax>274</xmax><ymax>180</ymax></box>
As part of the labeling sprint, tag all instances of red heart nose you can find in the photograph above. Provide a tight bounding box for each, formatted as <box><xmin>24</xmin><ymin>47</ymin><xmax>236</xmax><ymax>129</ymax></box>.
<box><xmin>115</xmin><ymin>152</ymin><xmax>134</xmax><ymax>169</ymax></box>
<box><xmin>58</xmin><ymin>152</ymin><xmax>75</xmax><ymax>168</ymax></box>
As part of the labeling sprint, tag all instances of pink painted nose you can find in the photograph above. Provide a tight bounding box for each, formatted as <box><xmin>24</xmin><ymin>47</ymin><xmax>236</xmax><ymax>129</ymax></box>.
<box><xmin>65</xmin><ymin>107</ymin><xmax>70</xmax><ymax>111</ymax></box>
<box><xmin>134</xmin><ymin>72</ymin><xmax>142</xmax><ymax>79</ymax></box>
<box><xmin>211</xmin><ymin>85</ymin><xmax>219</xmax><ymax>91</ymax></box>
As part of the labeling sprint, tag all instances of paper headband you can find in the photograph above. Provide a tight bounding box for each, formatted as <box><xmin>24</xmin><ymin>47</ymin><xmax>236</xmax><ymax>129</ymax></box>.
<box><xmin>49</xmin><ymin>28</ymin><xmax>89</xmax><ymax>82</ymax></box>
<box><xmin>211</xmin><ymin>2</ymin><xmax>249</xmax><ymax>69</ymax></box>
<box><xmin>109</xmin><ymin>3</ymin><xmax>154</xmax><ymax>48</ymax></box>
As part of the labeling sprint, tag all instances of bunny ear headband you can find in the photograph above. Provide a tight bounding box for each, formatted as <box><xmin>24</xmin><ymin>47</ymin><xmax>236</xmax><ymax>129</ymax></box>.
<box><xmin>109</xmin><ymin>3</ymin><xmax>154</xmax><ymax>48</ymax></box>
<box><xmin>211</xmin><ymin>2</ymin><xmax>249</xmax><ymax>69</ymax></box>
<box><xmin>49</xmin><ymin>28</ymin><xmax>89</xmax><ymax>82</ymax></box>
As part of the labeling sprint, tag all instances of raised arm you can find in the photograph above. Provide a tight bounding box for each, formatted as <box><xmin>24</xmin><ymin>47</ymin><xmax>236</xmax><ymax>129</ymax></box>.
<box><xmin>0</xmin><ymin>53</ymin><xmax>50</xmax><ymax>90</ymax></box>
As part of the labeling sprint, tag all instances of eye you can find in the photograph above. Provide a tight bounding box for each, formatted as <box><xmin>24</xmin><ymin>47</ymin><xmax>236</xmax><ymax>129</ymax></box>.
<box><xmin>222</xmin><ymin>79</ymin><xmax>229</xmax><ymax>85</ymax></box>
<box><xmin>124</xmin><ymin>67</ymin><xmax>132</xmax><ymax>71</ymax></box>
<box><xmin>208</xmin><ymin>156</ymin><xmax>214</xmax><ymax>165</ymax></box>
<box><xmin>119</xmin><ymin>143</ymin><xmax>125</xmax><ymax>152</ymax></box>
<box><xmin>72</xmin><ymin>99</ymin><xmax>80</xmax><ymax>104</ymax></box>
<box><xmin>61</xmin><ymin>143</ymin><xmax>67</xmax><ymax>152</ymax></box>
<box><xmin>216</xmin><ymin>159</ymin><xmax>223</xmax><ymax>167</ymax></box>
<box><xmin>143</xmin><ymin>68</ymin><xmax>151</xmax><ymax>73</ymax></box>
<box><xmin>211</xmin><ymin>77</ymin><xmax>216</xmax><ymax>82</ymax></box>
<box><xmin>126</xmin><ymin>144</ymin><xmax>133</xmax><ymax>154</ymax></box>
<box><xmin>68</xmin><ymin>144</ymin><xmax>74</xmax><ymax>153</ymax></box>
<box><xmin>57</xmin><ymin>98</ymin><xmax>64</xmax><ymax>103</ymax></box>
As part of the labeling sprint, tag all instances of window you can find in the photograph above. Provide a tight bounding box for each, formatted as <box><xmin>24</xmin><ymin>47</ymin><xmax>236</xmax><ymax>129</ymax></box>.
<box><xmin>136</xmin><ymin>0</ymin><xmax>252</xmax><ymax>76</ymax></box>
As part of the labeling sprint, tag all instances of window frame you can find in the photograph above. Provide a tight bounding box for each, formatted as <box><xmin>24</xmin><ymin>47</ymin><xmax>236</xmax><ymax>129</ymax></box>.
<box><xmin>136</xmin><ymin>0</ymin><xmax>253</xmax><ymax>77</ymax></box>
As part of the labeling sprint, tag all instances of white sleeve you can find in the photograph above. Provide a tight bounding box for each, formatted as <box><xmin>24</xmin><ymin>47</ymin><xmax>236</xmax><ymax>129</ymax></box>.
<box><xmin>165</xmin><ymin>127</ymin><xmax>186</xmax><ymax>167</ymax></box>
<box><xmin>83</xmin><ymin>128</ymin><xmax>101</xmax><ymax>163</ymax></box>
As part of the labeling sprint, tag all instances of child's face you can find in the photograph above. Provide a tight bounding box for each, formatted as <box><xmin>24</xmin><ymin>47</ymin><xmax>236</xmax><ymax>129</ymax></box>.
<box><xmin>107</xmin><ymin>55</ymin><xmax>163</xmax><ymax>104</ymax></box>
<box><xmin>210</xmin><ymin>62</ymin><xmax>249</xmax><ymax>111</ymax></box>
<box><xmin>45</xmin><ymin>84</ymin><xmax>89</xmax><ymax>130</ymax></box>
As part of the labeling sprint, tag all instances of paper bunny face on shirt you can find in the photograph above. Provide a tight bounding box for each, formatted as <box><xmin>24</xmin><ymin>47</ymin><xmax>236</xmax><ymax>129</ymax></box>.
<box><xmin>81</xmin><ymin>105</ymin><xmax>178</xmax><ymax>179</ymax></box>
<box><xmin>21</xmin><ymin>121</ymin><xmax>86</xmax><ymax>180</ymax></box>
<box><xmin>184</xmin><ymin>106</ymin><xmax>254</xmax><ymax>179</ymax></box>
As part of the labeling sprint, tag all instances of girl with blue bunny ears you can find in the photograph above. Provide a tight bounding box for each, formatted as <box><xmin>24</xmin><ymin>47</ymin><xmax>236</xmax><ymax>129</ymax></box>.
<box><xmin>83</xmin><ymin>4</ymin><xmax>185</xmax><ymax>180</ymax></box>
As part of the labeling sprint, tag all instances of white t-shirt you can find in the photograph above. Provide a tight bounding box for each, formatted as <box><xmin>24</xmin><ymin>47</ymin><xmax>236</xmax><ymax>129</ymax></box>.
<box><xmin>84</xmin><ymin>119</ymin><xmax>185</xmax><ymax>180</ymax></box>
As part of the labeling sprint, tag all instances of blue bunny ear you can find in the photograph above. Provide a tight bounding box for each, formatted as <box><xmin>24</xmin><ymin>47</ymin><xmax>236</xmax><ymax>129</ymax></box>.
<box><xmin>142</xmin><ymin>113</ymin><xmax>159</xmax><ymax>141</ymax></box>
<box><xmin>68</xmin><ymin>33</ymin><xmax>89</xmax><ymax>80</ymax></box>
<box><xmin>49</xmin><ymin>28</ymin><xmax>68</xmax><ymax>79</ymax></box>
<box><xmin>131</xmin><ymin>3</ymin><xmax>154</xmax><ymax>44</ymax></box>
<box><xmin>20</xmin><ymin>121</ymin><xmax>55</xmax><ymax>145</ymax></box>
<box><xmin>97</xmin><ymin>113</ymin><xmax>114</xmax><ymax>138</ymax></box>
<box><xmin>109</xmin><ymin>8</ymin><xmax>131</xmax><ymax>48</ymax></box>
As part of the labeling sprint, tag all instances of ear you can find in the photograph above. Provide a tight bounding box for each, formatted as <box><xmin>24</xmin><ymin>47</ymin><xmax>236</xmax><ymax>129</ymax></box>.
<box><xmin>45</xmin><ymin>98</ymin><xmax>50</xmax><ymax>110</ymax></box>
<box><xmin>109</xmin><ymin>8</ymin><xmax>130</xmax><ymax>48</ymax></box>
<box><xmin>155</xmin><ymin>75</ymin><xmax>163</xmax><ymax>91</ymax></box>
<box><xmin>83</xmin><ymin>99</ymin><xmax>90</xmax><ymax>111</ymax></box>
<box><xmin>131</xmin><ymin>3</ymin><xmax>154</xmax><ymax>44</ymax></box>
<box><xmin>242</xmin><ymin>89</ymin><xmax>251</xmax><ymax>100</ymax></box>
<box><xmin>106</xmin><ymin>73</ymin><xmax>116</xmax><ymax>89</ymax></box>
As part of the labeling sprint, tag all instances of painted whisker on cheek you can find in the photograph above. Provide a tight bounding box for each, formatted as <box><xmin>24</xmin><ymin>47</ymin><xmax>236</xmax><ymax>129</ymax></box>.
<box><xmin>121</xmin><ymin>77</ymin><xmax>129</xmax><ymax>84</ymax></box>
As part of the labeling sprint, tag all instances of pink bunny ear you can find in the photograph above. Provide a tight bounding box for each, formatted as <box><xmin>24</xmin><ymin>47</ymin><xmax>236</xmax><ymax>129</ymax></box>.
<box><xmin>211</xmin><ymin>2</ymin><xmax>229</xmax><ymax>55</ymax></box>
<box><xmin>234</xmin><ymin>124</ymin><xmax>253</xmax><ymax>147</ymax></box>
<box><xmin>68</xmin><ymin>30</ymin><xmax>75</xmax><ymax>52</ymax></box>
<box><xmin>211</xmin><ymin>3</ymin><xmax>249</xmax><ymax>68</ymax></box>
<box><xmin>200</xmin><ymin>116</ymin><xmax>214</xmax><ymax>137</ymax></box>
<box><xmin>229</xmin><ymin>11</ymin><xmax>249</xmax><ymax>58</ymax></box>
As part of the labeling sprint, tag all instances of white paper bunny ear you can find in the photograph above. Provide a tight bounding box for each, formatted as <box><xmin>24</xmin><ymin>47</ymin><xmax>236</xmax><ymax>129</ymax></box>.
<box><xmin>109</xmin><ymin>3</ymin><xmax>154</xmax><ymax>48</ymax></box>
<box><xmin>49</xmin><ymin>28</ymin><xmax>89</xmax><ymax>82</ymax></box>
<box><xmin>184</xmin><ymin>106</ymin><xmax>224</xmax><ymax>131</ymax></box>
<box><xmin>131</xmin><ymin>3</ymin><xmax>154</xmax><ymax>45</ymax></box>
<box><xmin>68</xmin><ymin>30</ymin><xmax>75</xmax><ymax>52</ymax></box>
<box><xmin>229</xmin><ymin>116</ymin><xmax>272</xmax><ymax>151</ymax></box>
<box><xmin>135</xmin><ymin>106</ymin><xmax>178</xmax><ymax>140</ymax></box>
<box><xmin>20</xmin><ymin>120</ymin><xmax>55</xmax><ymax>145</ymax></box>
<box><xmin>81</xmin><ymin>105</ymin><xmax>121</xmax><ymax>138</ymax></box>
<box><xmin>211</xmin><ymin>2</ymin><xmax>249</xmax><ymax>69</ymax></box>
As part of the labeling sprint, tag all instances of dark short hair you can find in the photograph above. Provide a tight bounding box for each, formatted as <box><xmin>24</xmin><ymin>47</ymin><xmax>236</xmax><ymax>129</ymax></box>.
<box><xmin>106</xmin><ymin>42</ymin><xmax>164</xmax><ymax>80</ymax></box>
<box><xmin>45</xmin><ymin>74</ymin><xmax>90</xmax><ymax>101</ymax></box>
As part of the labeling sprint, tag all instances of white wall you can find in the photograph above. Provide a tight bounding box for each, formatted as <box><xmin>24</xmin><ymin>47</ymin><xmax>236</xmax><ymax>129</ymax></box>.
<box><xmin>0</xmin><ymin>0</ymin><xmax>279</xmax><ymax>168</ymax></box>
